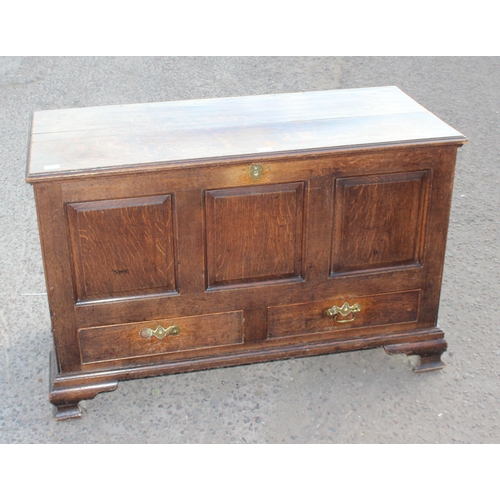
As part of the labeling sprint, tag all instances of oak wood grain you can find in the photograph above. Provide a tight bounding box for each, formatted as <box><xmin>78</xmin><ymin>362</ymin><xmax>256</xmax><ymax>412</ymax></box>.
<box><xmin>205</xmin><ymin>183</ymin><xmax>305</xmax><ymax>288</ymax></box>
<box><xmin>78</xmin><ymin>311</ymin><xmax>244</xmax><ymax>364</ymax></box>
<box><xmin>331</xmin><ymin>170</ymin><xmax>430</xmax><ymax>273</ymax></box>
<box><xmin>34</xmin><ymin>183</ymin><xmax>80</xmax><ymax>372</ymax></box>
<box><xmin>67</xmin><ymin>195</ymin><xmax>176</xmax><ymax>301</ymax></box>
<box><xmin>25</xmin><ymin>88</ymin><xmax>465</xmax><ymax>419</ymax></box>
<box><xmin>27</xmin><ymin>87</ymin><xmax>466</xmax><ymax>180</ymax></box>
<box><xmin>268</xmin><ymin>289</ymin><xmax>420</xmax><ymax>338</ymax></box>
<box><xmin>54</xmin><ymin>328</ymin><xmax>447</xmax><ymax>386</ymax></box>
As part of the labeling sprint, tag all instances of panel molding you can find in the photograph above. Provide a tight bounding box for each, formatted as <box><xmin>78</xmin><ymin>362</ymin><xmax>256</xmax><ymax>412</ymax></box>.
<box><xmin>67</xmin><ymin>195</ymin><xmax>176</xmax><ymax>301</ymax></box>
<box><xmin>205</xmin><ymin>182</ymin><xmax>305</xmax><ymax>289</ymax></box>
<box><xmin>331</xmin><ymin>170</ymin><xmax>431</xmax><ymax>275</ymax></box>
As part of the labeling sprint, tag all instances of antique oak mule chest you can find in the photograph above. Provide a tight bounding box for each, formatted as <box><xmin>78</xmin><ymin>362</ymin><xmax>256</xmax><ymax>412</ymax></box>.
<box><xmin>26</xmin><ymin>87</ymin><xmax>466</xmax><ymax>420</ymax></box>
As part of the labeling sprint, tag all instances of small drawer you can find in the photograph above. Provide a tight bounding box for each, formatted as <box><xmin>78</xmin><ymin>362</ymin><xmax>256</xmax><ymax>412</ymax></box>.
<box><xmin>78</xmin><ymin>310</ymin><xmax>243</xmax><ymax>364</ymax></box>
<box><xmin>268</xmin><ymin>290</ymin><xmax>420</xmax><ymax>338</ymax></box>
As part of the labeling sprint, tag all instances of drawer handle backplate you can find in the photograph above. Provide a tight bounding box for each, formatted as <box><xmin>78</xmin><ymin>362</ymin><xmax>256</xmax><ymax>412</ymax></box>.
<box><xmin>140</xmin><ymin>325</ymin><xmax>181</xmax><ymax>339</ymax></box>
<box><xmin>325</xmin><ymin>302</ymin><xmax>362</xmax><ymax>323</ymax></box>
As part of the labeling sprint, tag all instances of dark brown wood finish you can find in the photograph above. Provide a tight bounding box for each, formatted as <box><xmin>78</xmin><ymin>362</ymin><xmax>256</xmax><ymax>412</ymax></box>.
<box><xmin>205</xmin><ymin>182</ymin><xmax>305</xmax><ymax>288</ymax></box>
<box><xmin>78</xmin><ymin>311</ymin><xmax>244</xmax><ymax>364</ymax></box>
<box><xmin>331</xmin><ymin>171</ymin><xmax>430</xmax><ymax>274</ymax></box>
<box><xmin>34</xmin><ymin>183</ymin><xmax>80</xmax><ymax>373</ymax></box>
<box><xmin>268</xmin><ymin>290</ymin><xmax>420</xmax><ymax>339</ymax></box>
<box><xmin>26</xmin><ymin>88</ymin><xmax>466</xmax><ymax>419</ymax></box>
<box><xmin>48</xmin><ymin>351</ymin><xmax>118</xmax><ymax>420</ymax></box>
<box><xmin>67</xmin><ymin>195</ymin><xmax>176</xmax><ymax>301</ymax></box>
<box><xmin>384</xmin><ymin>338</ymin><xmax>448</xmax><ymax>372</ymax></box>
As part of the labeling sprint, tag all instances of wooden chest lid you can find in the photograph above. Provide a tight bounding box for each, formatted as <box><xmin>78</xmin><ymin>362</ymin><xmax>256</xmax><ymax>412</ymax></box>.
<box><xmin>26</xmin><ymin>86</ymin><xmax>466</xmax><ymax>181</ymax></box>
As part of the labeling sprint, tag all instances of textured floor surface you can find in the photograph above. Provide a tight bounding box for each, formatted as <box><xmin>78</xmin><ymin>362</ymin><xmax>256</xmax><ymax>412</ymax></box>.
<box><xmin>1</xmin><ymin>56</ymin><xmax>499</xmax><ymax>443</ymax></box>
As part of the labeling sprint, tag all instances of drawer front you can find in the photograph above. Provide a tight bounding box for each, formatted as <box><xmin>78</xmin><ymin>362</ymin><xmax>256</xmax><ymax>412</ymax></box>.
<box><xmin>78</xmin><ymin>311</ymin><xmax>243</xmax><ymax>364</ymax></box>
<box><xmin>268</xmin><ymin>290</ymin><xmax>420</xmax><ymax>338</ymax></box>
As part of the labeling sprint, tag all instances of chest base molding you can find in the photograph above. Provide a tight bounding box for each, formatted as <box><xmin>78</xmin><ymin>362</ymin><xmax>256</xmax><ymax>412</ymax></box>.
<box><xmin>49</xmin><ymin>327</ymin><xmax>446</xmax><ymax>420</ymax></box>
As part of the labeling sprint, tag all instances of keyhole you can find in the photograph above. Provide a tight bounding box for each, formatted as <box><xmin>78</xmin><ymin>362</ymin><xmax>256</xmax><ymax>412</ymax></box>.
<box><xmin>249</xmin><ymin>163</ymin><xmax>264</xmax><ymax>180</ymax></box>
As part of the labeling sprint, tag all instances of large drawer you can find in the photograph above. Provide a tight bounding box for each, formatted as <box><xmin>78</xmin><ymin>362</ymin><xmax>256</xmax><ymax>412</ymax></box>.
<box><xmin>78</xmin><ymin>310</ymin><xmax>244</xmax><ymax>364</ymax></box>
<box><xmin>267</xmin><ymin>290</ymin><xmax>420</xmax><ymax>338</ymax></box>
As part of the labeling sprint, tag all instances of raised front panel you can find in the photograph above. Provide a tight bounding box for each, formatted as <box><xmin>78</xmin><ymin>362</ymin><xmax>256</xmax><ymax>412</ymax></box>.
<box><xmin>67</xmin><ymin>195</ymin><xmax>176</xmax><ymax>301</ymax></box>
<box><xmin>331</xmin><ymin>171</ymin><xmax>430</xmax><ymax>274</ymax></box>
<box><xmin>205</xmin><ymin>183</ymin><xmax>305</xmax><ymax>288</ymax></box>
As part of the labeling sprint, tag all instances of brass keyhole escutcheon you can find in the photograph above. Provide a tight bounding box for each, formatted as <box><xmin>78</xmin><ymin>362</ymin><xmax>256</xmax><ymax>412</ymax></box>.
<box><xmin>325</xmin><ymin>302</ymin><xmax>362</xmax><ymax>323</ymax></box>
<box><xmin>249</xmin><ymin>163</ymin><xmax>264</xmax><ymax>180</ymax></box>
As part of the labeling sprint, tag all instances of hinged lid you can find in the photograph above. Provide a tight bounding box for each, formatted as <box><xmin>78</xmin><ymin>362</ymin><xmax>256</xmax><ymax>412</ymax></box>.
<box><xmin>26</xmin><ymin>86</ymin><xmax>466</xmax><ymax>182</ymax></box>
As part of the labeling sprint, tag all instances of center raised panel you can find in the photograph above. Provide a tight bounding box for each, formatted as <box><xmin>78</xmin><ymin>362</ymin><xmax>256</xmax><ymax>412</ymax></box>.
<box><xmin>205</xmin><ymin>182</ymin><xmax>305</xmax><ymax>289</ymax></box>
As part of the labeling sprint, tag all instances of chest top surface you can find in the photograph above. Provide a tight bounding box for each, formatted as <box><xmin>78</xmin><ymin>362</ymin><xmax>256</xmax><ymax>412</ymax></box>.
<box><xmin>26</xmin><ymin>86</ymin><xmax>466</xmax><ymax>182</ymax></box>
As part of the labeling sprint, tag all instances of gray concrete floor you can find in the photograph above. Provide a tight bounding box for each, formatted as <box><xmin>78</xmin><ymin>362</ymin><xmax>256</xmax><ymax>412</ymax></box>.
<box><xmin>1</xmin><ymin>57</ymin><xmax>499</xmax><ymax>444</ymax></box>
